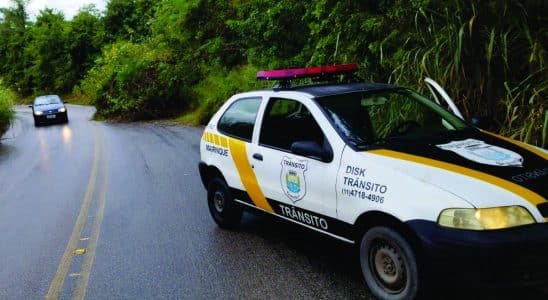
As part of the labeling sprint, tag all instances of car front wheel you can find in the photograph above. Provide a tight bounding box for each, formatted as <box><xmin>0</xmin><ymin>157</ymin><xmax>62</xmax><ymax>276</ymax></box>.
<box><xmin>360</xmin><ymin>226</ymin><xmax>419</xmax><ymax>300</ymax></box>
<box><xmin>207</xmin><ymin>177</ymin><xmax>242</xmax><ymax>229</ymax></box>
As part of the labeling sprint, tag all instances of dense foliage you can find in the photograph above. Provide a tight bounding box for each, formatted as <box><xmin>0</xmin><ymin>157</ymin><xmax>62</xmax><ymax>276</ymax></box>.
<box><xmin>0</xmin><ymin>0</ymin><xmax>546</xmax><ymax>146</ymax></box>
<box><xmin>0</xmin><ymin>83</ymin><xmax>15</xmax><ymax>138</ymax></box>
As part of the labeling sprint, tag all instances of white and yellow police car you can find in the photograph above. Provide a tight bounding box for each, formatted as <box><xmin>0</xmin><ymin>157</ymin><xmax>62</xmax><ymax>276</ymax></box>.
<box><xmin>198</xmin><ymin>64</ymin><xmax>548</xmax><ymax>299</ymax></box>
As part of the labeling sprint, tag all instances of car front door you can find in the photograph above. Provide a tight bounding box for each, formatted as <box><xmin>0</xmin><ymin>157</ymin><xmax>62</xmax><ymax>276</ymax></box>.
<box><xmin>250</xmin><ymin>96</ymin><xmax>342</xmax><ymax>236</ymax></box>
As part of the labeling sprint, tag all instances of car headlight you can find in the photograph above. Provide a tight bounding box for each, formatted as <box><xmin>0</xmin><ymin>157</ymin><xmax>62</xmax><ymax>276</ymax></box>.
<box><xmin>438</xmin><ymin>206</ymin><xmax>535</xmax><ymax>230</ymax></box>
<box><xmin>58</xmin><ymin>107</ymin><xmax>66</xmax><ymax>113</ymax></box>
<box><xmin>34</xmin><ymin>111</ymin><xmax>43</xmax><ymax>116</ymax></box>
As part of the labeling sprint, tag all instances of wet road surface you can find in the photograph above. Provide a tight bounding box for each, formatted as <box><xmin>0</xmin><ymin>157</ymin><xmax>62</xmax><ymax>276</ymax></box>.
<box><xmin>0</xmin><ymin>105</ymin><xmax>546</xmax><ymax>299</ymax></box>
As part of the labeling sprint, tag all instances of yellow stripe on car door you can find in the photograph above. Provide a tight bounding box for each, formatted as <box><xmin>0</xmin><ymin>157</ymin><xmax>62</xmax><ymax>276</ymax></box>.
<box><xmin>228</xmin><ymin>138</ymin><xmax>274</xmax><ymax>213</ymax></box>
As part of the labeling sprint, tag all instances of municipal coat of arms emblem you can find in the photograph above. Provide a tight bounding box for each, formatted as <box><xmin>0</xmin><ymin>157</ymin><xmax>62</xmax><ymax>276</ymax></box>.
<box><xmin>280</xmin><ymin>156</ymin><xmax>308</xmax><ymax>201</ymax></box>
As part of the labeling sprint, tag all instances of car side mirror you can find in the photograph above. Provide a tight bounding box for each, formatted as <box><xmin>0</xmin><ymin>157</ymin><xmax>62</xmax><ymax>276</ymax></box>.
<box><xmin>470</xmin><ymin>116</ymin><xmax>498</xmax><ymax>131</ymax></box>
<box><xmin>28</xmin><ymin>105</ymin><xmax>33</xmax><ymax>108</ymax></box>
<box><xmin>290</xmin><ymin>141</ymin><xmax>333</xmax><ymax>162</ymax></box>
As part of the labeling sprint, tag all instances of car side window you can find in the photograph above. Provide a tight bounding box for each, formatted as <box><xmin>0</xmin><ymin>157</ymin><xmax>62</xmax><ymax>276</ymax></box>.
<box><xmin>218</xmin><ymin>97</ymin><xmax>262</xmax><ymax>142</ymax></box>
<box><xmin>259</xmin><ymin>98</ymin><xmax>326</xmax><ymax>151</ymax></box>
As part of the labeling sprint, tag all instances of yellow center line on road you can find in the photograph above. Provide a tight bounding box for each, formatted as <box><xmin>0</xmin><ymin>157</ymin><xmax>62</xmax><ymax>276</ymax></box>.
<box><xmin>46</xmin><ymin>125</ymin><xmax>101</xmax><ymax>300</ymax></box>
<box><xmin>72</xmin><ymin>128</ymin><xmax>109</xmax><ymax>300</ymax></box>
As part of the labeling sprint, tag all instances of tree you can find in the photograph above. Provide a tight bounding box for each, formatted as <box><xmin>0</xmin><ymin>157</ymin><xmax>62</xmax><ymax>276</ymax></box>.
<box><xmin>228</xmin><ymin>0</ymin><xmax>309</xmax><ymax>68</ymax></box>
<box><xmin>103</xmin><ymin>0</ymin><xmax>156</xmax><ymax>42</ymax></box>
<box><xmin>25</xmin><ymin>9</ymin><xmax>71</xmax><ymax>93</ymax></box>
<box><xmin>67</xmin><ymin>5</ymin><xmax>104</xmax><ymax>83</ymax></box>
<box><xmin>0</xmin><ymin>0</ymin><xmax>28</xmax><ymax>93</ymax></box>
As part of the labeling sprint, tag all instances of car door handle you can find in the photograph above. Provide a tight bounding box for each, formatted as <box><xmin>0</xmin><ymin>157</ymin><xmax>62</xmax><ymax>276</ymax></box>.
<box><xmin>252</xmin><ymin>153</ymin><xmax>263</xmax><ymax>161</ymax></box>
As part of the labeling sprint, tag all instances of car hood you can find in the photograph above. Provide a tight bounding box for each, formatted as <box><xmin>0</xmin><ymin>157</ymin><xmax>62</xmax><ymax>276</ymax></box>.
<box><xmin>34</xmin><ymin>103</ymin><xmax>64</xmax><ymax>112</ymax></box>
<box><xmin>365</xmin><ymin>129</ymin><xmax>547</xmax><ymax>210</ymax></box>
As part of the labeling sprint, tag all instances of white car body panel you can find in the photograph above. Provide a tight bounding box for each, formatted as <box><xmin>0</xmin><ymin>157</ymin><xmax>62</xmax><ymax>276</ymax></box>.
<box><xmin>200</xmin><ymin>87</ymin><xmax>548</xmax><ymax>241</ymax></box>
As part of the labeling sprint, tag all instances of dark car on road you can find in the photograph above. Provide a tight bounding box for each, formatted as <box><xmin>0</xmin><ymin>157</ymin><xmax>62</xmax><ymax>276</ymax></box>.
<box><xmin>30</xmin><ymin>95</ymin><xmax>69</xmax><ymax>126</ymax></box>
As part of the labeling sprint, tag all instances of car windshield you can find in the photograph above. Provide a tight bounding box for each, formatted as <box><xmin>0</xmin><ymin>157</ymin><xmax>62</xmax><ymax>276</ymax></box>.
<box><xmin>34</xmin><ymin>96</ymin><xmax>62</xmax><ymax>106</ymax></box>
<box><xmin>316</xmin><ymin>89</ymin><xmax>470</xmax><ymax>148</ymax></box>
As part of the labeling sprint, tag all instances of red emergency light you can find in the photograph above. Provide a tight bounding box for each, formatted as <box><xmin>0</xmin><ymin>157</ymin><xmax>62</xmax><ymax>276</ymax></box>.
<box><xmin>256</xmin><ymin>64</ymin><xmax>358</xmax><ymax>81</ymax></box>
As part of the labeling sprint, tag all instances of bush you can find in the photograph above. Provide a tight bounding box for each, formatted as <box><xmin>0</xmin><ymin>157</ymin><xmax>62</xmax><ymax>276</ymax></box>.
<box><xmin>81</xmin><ymin>41</ymin><xmax>192</xmax><ymax>120</ymax></box>
<box><xmin>1</xmin><ymin>0</ymin><xmax>546</xmax><ymax>146</ymax></box>
<box><xmin>189</xmin><ymin>65</ymin><xmax>260</xmax><ymax>124</ymax></box>
<box><xmin>0</xmin><ymin>85</ymin><xmax>15</xmax><ymax>138</ymax></box>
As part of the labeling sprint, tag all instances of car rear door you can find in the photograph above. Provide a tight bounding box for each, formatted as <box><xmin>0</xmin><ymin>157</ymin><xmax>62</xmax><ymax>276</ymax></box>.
<box><xmin>212</xmin><ymin>96</ymin><xmax>265</xmax><ymax>198</ymax></box>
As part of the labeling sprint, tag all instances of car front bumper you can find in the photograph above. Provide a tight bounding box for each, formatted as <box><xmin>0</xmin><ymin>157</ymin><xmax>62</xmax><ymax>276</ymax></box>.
<box><xmin>34</xmin><ymin>111</ymin><xmax>68</xmax><ymax>123</ymax></box>
<box><xmin>407</xmin><ymin>220</ymin><xmax>548</xmax><ymax>287</ymax></box>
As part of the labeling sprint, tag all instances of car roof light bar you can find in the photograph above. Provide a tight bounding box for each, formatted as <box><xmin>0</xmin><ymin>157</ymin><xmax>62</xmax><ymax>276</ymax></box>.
<box><xmin>256</xmin><ymin>64</ymin><xmax>358</xmax><ymax>81</ymax></box>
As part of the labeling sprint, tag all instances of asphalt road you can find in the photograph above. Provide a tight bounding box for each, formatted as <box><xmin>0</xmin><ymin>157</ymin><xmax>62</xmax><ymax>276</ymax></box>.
<box><xmin>0</xmin><ymin>105</ymin><xmax>546</xmax><ymax>299</ymax></box>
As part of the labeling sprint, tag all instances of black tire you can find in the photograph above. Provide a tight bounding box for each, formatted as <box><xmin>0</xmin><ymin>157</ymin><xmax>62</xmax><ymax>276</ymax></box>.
<box><xmin>360</xmin><ymin>226</ymin><xmax>419</xmax><ymax>300</ymax></box>
<box><xmin>207</xmin><ymin>177</ymin><xmax>243</xmax><ymax>229</ymax></box>
<box><xmin>33</xmin><ymin>117</ymin><xmax>39</xmax><ymax>127</ymax></box>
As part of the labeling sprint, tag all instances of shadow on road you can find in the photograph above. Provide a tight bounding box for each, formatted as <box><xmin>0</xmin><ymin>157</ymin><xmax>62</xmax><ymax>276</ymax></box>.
<box><xmin>238</xmin><ymin>211</ymin><xmax>548</xmax><ymax>300</ymax></box>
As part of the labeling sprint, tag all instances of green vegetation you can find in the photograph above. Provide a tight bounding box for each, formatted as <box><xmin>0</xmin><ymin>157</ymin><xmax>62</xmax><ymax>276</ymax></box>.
<box><xmin>0</xmin><ymin>0</ymin><xmax>546</xmax><ymax>146</ymax></box>
<box><xmin>0</xmin><ymin>83</ymin><xmax>15</xmax><ymax>138</ymax></box>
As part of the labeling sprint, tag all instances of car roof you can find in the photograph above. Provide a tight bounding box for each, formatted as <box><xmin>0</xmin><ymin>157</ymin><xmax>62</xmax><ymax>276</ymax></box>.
<box><xmin>266</xmin><ymin>82</ymin><xmax>399</xmax><ymax>98</ymax></box>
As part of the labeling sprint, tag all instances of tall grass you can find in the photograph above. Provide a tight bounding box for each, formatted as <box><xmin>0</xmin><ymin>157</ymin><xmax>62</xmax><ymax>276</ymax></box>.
<box><xmin>386</xmin><ymin>0</ymin><xmax>547</xmax><ymax>147</ymax></box>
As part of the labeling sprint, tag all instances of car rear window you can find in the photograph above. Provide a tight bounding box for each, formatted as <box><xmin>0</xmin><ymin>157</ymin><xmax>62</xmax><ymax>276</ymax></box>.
<box><xmin>217</xmin><ymin>97</ymin><xmax>262</xmax><ymax>142</ymax></box>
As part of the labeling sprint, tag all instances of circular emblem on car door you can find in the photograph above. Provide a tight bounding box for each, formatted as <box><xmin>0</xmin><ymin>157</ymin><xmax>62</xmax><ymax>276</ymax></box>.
<box><xmin>280</xmin><ymin>156</ymin><xmax>308</xmax><ymax>202</ymax></box>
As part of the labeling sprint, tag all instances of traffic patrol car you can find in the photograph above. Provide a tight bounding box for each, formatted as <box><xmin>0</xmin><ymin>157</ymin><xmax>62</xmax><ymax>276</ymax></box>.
<box><xmin>198</xmin><ymin>64</ymin><xmax>548</xmax><ymax>299</ymax></box>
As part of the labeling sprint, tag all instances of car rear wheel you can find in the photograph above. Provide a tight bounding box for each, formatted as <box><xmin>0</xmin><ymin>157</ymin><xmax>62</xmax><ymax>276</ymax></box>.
<box><xmin>360</xmin><ymin>226</ymin><xmax>419</xmax><ymax>300</ymax></box>
<box><xmin>207</xmin><ymin>177</ymin><xmax>242</xmax><ymax>229</ymax></box>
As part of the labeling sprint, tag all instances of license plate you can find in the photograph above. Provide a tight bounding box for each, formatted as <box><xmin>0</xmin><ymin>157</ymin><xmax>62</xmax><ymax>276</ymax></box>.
<box><xmin>46</xmin><ymin>115</ymin><xmax>56</xmax><ymax>119</ymax></box>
